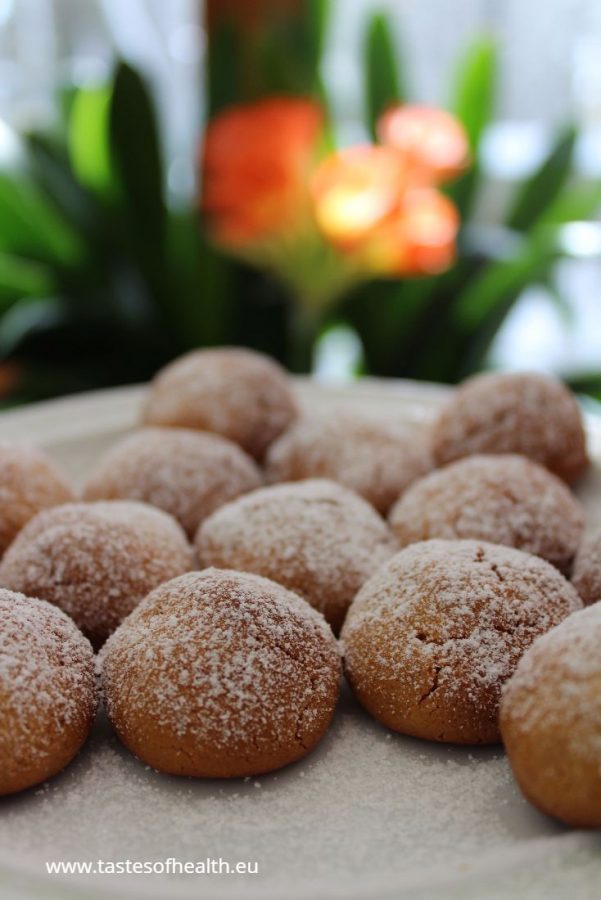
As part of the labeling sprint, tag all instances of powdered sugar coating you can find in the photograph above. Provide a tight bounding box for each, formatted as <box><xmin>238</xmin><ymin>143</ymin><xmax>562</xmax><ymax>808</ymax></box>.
<box><xmin>82</xmin><ymin>427</ymin><xmax>262</xmax><ymax>537</ymax></box>
<box><xmin>0</xmin><ymin>590</ymin><xmax>96</xmax><ymax>795</ymax></box>
<box><xmin>432</xmin><ymin>372</ymin><xmax>589</xmax><ymax>484</ymax></box>
<box><xmin>0</xmin><ymin>441</ymin><xmax>74</xmax><ymax>556</ymax></box>
<box><xmin>196</xmin><ymin>479</ymin><xmax>397</xmax><ymax>632</ymax></box>
<box><xmin>501</xmin><ymin>604</ymin><xmax>601</xmax><ymax>827</ymax></box>
<box><xmin>389</xmin><ymin>454</ymin><xmax>584</xmax><ymax>573</ymax></box>
<box><xmin>141</xmin><ymin>347</ymin><xmax>298</xmax><ymax>459</ymax></box>
<box><xmin>100</xmin><ymin>568</ymin><xmax>341</xmax><ymax>777</ymax></box>
<box><xmin>265</xmin><ymin>411</ymin><xmax>433</xmax><ymax>514</ymax></box>
<box><xmin>0</xmin><ymin>501</ymin><xmax>194</xmax><ymax>648</ymax></box>
<box><xmin>571</xmin><ymin>529</ymin><xmax>601</xmax><ymax>605</ymax></box>
<box><xmin>342</xmin><ymin>539</ymin><xmax>582</xmax><ymax>744</ymax></box>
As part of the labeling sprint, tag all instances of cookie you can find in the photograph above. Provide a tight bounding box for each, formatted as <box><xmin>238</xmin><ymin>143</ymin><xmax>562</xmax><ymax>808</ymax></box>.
<box><xmin>142</xmin><ymin>347</ymin><xmax>298</xmax><ymax>459</ymax></box>
<box><xmin>342</xmin><ymin>539</ymin><xmax>582</xmax><ymax>743</ymax></box>
<box><xmin>571</xmin><ymin>529</ymin><xmax>601</xmax><ymax>605</ymax></box>
<box><xmin>196</xmin><ymin>479</ymin><xmax>397</xmax><ymax>632</ymax></box>
<box><xmin>265</xmin><ymin>411</ymin><xmax>432</xmax><ymax>514</ymax></box>
<box><xmin>83</xmin><ymin>427</ymin><xmax>262</xmax><ymax>537</ymax></box>
<box><xmin>0</xmin><ymin>591</ymin><xmax>96</xmax><ymax>795</ymax></box>
<box><xmin>389</xmin><ymin>455</ymin><xmax>584</xmax><ymax>573</ymax></box>
<box><xmin>431</xmin><ymin>372</ymin><xmax>588</xmax><ymax>484</ymax></box>
<box><xmin>100</xmin><ymin>568</ymin><xmax>341</xmax><ymax>778</ymax></box>
<box><xmin>0</xmin><ymin>501</ymin><xmax>194</xmax><ymax>647</ymax></box>
<box><xmin>501</xmin><ymin>604</ymin><xmax>601</xmax><ymax>828</ymax></box>
<box><xmin>0</xmin><ymin>441</ymin><xmax>73</xmax><ymax>556</ymax></box>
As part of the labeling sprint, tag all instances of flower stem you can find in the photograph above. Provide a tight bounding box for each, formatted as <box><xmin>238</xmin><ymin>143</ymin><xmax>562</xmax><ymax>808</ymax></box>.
<box><xmin>288</xmin><ymin>301</ymin><xmax>321</xmax><ymax>374</ymax></box>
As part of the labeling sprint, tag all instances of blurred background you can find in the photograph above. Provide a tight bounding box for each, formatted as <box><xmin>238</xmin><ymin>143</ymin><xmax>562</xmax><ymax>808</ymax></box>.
<box><xmin>0</xmin><ymin>0</ymin><xmax>600</xmax><ymax>404</ymax></box>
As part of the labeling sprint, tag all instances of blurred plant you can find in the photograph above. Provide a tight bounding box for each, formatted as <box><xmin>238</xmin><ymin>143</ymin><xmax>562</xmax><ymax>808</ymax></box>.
<box><xmin>0</xmin><ymin>2</ymin><xmax>599</xmax><ymax>403</ymax></box>
<box><xmin>201</xmin><ymin>97</ymin><xmax>464</xmax><ymax>368</ymax></box>
<box><xmin>0</xmin><ymin>63</ymin><xmax>231</xmax><ymax>403</ymax></box>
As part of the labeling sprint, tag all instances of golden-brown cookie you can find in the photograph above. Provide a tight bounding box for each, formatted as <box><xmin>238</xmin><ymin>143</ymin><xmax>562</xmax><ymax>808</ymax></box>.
<box><xmin>265</xmin><ymin>411</ymin><xmax>433</xmax><ymax>514</ymax></box>
<box><xmin>196</xmin><ymin>479</ymin><xmax>397</xmax><ymax>632</ymax></box>
<box><xmin>571</xmin><ymin>529</ymin><xmax>601</xmax><ymax>605</ymax></box>
<box><xmin>389</xmin><ymin>455</ymin><xmax>584</xmax><ymax>573</ymax></box>
<box><xmin>82</xmin><ymin>427</ymin><xmax>262</xmax><ymax>537</ymax></box>
<box><xmin>0</xmin><ymin>590</ymin><xmax>96</xmax><ymax>795</ymax></box>
<box><xmin>342</xmin><ymin>539</ymin><xmax>582</xmax><ymax>744</ymax></box>
<box><xmin>501</xmin><ymin>604</ymin><xmax>601</xmax><ymax>828</ymax></box>
<box><xmin>431</xmin><ymin>372</ymin><xmax>588</xmax><ymax>484</ymax></box>
<box><xmin>100</xmin><ymin>568</ymin><xmax>341</xmax><ymax>778</ymax></box>
<box><xmin>0</xmin><ymin>441</ymin><xmax>74</xmax><ymax>556</ymax></box>
<box><xmin>141</xmin><ymin>347</ymin><xmax>298</xmax><ymax>459</ymax></box>
<box><xmin>0</xmin><ymin>501</ymin><xmax>194</xmax><ymax>648</ymax></box>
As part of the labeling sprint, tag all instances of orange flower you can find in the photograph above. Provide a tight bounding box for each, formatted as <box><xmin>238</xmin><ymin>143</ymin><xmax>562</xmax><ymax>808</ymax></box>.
<box><xmin>378</xmin><ymin>105</ymin><xmax>469</xmax><ymax>183</ymax></box>
<box><xmin>202</xmin><ymin>97</ymin><xmax>323</xmax><ymax>247</ymax></box>
<box><xmin>311</xmin><ymin>145</ymin><xmax>459</xmax><ymax>276</ymax></box>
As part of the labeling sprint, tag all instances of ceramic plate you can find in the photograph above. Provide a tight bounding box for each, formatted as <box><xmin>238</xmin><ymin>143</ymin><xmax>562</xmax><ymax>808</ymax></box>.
<box><xmin>0</xmin><ymin>379</ymin><xmax>600</xmax><ymax>900</ymax></box>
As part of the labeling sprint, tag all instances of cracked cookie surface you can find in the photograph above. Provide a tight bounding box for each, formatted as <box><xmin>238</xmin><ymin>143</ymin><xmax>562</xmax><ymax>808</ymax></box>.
<box><xmin>341</xmin><ymin>539</ymin><xmax>581</xmax><ymax>744</ymax></box>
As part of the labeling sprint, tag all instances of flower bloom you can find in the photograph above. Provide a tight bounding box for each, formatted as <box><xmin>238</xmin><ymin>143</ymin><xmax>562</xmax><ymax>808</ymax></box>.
<box><xmin>378</xmin><ymin>104</ymin><xmax>470</xmax><ymax>183</ymax></box>
<box><xmin>311</xmin><ymin>145</ymin><xmax>459</xmax><ymax>276</ymax></box>
<box><xmin>202</xmin><ymin>97</ymin><xmax>323</xmax><ymax>247</ymax></box>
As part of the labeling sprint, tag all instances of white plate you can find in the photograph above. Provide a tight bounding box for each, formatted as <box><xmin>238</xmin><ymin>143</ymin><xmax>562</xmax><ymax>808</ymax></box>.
<box><xmin>0</xmin><ymin>379</ymin><xmax>600</xmax><ymax>900</ymax></box>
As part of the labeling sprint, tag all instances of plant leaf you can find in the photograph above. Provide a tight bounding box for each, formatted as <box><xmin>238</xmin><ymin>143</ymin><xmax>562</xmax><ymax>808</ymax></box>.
<box><xmin>0</xmin><ymin>173</ymin><xmax>84</xmax><ymax>266</ymax></box>
<box><xmin>450</xmin><ymin>37</ymin><xmax>497</xmax><ymax>150</ymax></box>
<box><xmin>506</xmin><ymin>126</ymin><xmax>577</xmax><ymax>231</ymax></box>
<box><xmin>363</xmin><ymin>12</ymin><xmax>406</xmax><ymax>139</ymax></box>
<box><xmin>0</xmin><ymin>253</ymin><xmax>54</xmax><ymax>304</ymax></box>
<box><xmin>68</xmin><ymin>84</ymin><xmax>115</xmax><ymax>196</ymax></box>
<box><xmin>109</xmin><ymin>62</ymin><xmax>167</xmax><ymax>312</ymax></box>
<box><xmin>452</xmin><ymin>231</ymin><xmax>559</xmax><ymax>331</ymax></box>
<box><xmin>447</xmin><ymin>37</ymin><xmax>497</xmax><ymax>217</ymax></box>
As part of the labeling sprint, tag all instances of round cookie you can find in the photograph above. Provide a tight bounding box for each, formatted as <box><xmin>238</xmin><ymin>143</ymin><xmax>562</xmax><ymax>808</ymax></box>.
<box><xmin>82</xmin><ymin>427</ymin><xmax>262</xmax><ymax>538</ymax></box>
<box><xmin>196</xmin><ymin>479</ymin><xmax>397</xmax><ymax>632</ymax></box>
<box><xmin>389</xmin><ymin>455</ymin><xmax>584</xmax><ymax>574</ymax></box>
<box><xmin>265</xmin><ymin>411</ymin><xmax>433</xmax><ymax>514</ymax></box>
<box><xmin>431</xmin><ymin>372</ymin><xmax>588</xmax><ymax>484</ymax></box>
<box><xmin>342</xmin><ymin>539</ymin><xmax>582</xmax><ymax>744</ymax></box>
<box><xmin>141</xmin><ymin>347</ymin><xmax>298</xmax><ymax>459</ymax></box>
<box><xmin>0</xmin><ymin>441</ymin><xmax>74</xmax><ymax>556</ymax></box>
<box><xmin>0</xmin><ymin>501</ymin><xmax>194</xmax><ymax>648</ymax></box>
<box><xmin>0</xmin><ymin>590</ymin><xmax>96</xmax><ymax>795</ymax></box>
<box><xmin>501</xmin><ymin>604</ymin><xmax>601</xmax><ymax>828</ymax></box>
<box><xmin>100</xmin><ymin>568</ymin><xmax>341</xmax><ymax>778</ymax></box>
<box><xmin>571</xmin><ymin>529</ymin><xmax>601</xmax><ymax>605</ymax></box>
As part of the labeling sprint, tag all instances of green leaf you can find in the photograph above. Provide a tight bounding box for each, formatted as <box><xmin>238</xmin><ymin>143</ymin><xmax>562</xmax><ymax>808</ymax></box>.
<box><xmin>0</xmin><ymin>173</ymin><xmax>84</xmax><ymax>266</ymax></box>
<box><xmin>110</xmin><ymin>63</ymin><xmax>165</xmax><ymax>252</ymax></box>
<box><xmin>363</xmin><ymin>12</ymin><xmax>406</xmax><ymax>139</ymax></box>
<box><xmin>206</xmin><ymin>22</ymin><xmax>241</xmax><ymax>116</ymax></box>
<box><xmin>0</xmin><ymin>253</ymin><xmax>54</xmax><ymax>303</ymax></box>
<box><xmin>506</xmin><ymin>126</ymin><xmax>577</xmax><ymax>231</ymax></box>
<box><xmin>447</xmin><ymin>37</ymin><xmax>497</xmax><ymax>218</ymax></box>
<box><xmin>538</xmin><ymin>179</ymin><xmax>601</xmax><ymax>225</ymax></box>
<box><xmin>452</xmin><ymin>231</ymin><xmax>559</xmax><ymax>331</ymax></box>
<box><xmin>68</xmin><ymin>84</ymin><xmax>114</xmax><ymax>196</ymax></box>
<box><xmin>450</xmin><ymin>37</ymin><xmax>497</xmax><ymax>150</ymax></box>
<box><xmin>26</xmin><ymin>133</ymin><xmax>99</xmax><ymax>235</ymax></box>
<box><xmin>307</xmin><ymin>0</ymin><xmax>331</xmax><ymax>70</ymax></box>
